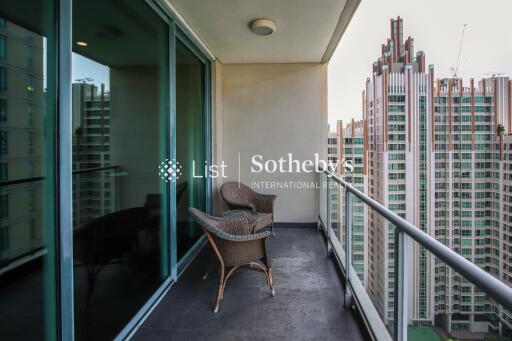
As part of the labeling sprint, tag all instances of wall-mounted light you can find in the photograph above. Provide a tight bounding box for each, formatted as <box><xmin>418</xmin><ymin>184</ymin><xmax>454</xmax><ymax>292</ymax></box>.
<box><xmin>76</xmin><ymin>41</ymin><xmax>88</xmax><ymax>47</ymax></box>
<box><xmin>249</xmin><ymin>19</ymin><xmax>277</xmax><ymax>36</ymax></box>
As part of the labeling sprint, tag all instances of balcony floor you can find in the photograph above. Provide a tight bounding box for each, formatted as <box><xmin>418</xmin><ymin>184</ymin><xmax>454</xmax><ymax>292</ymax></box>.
<box><xmin>134</xmin><ymin>227</ymin><xmax>367</xmax><ymax>340</ymax></box>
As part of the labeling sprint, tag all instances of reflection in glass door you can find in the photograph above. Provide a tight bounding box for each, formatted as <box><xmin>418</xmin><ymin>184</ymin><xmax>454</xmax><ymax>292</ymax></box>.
<box><xmin>71</xmin><ymin>1</ymin><xmax>169</xmax><ymax>339</ymax></box>
<box><xmin>0</xmin><ymin>1</ymin><xmax>58</xmax><ymax>339</ymax></box>
<box><xmin>176</xmin><ymin>39</ymin><xmax>207</xmax><ymax>261</ymax></box>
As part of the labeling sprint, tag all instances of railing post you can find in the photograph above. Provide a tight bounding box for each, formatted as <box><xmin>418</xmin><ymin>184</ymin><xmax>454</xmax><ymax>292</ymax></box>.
<box><xmin>394</xmin><ymin>229</ymin><xmax>408</xmax><ymax>341</ymax></box>
<box><xmin>344</xmin><ymin>188</ymin><xmax>353</xmax><ymax>308</ymax></box>
<box><xmin>326</xmin><ymin>177</ymin><xmax>332</xmax><ymax>256</ymax></box>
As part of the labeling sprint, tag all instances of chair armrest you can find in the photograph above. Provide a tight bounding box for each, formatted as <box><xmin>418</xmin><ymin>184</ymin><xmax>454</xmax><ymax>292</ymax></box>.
<box><xmin>235</xmin><ymin>230</ymin><xmax>271</xmax><ymax>242</ymax></box>
<box><xmin>201</xmin><ymin>213</ymin><xmax>270</xmax><ymax>241</ymax></box>
<box><xmin>253</xmin><ymin>193</ymin><xmax>276</xmax><ymax>213</ymax></box>
<box><xmin>215</xmin><ymin>229</ymin><xmax>271</xmax><ymax>242</ymax></box>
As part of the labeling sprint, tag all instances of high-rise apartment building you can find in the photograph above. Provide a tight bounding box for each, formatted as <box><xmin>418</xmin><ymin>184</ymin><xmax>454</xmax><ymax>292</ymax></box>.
<box><xmin>339</xmin><ymin>120</ymin><xmax>368</xmax><ymax>284</ymax></box>
<box><xmin>363</xmin><ymin>16</ymin><xmax>512</xmax><ymax>335</ymax></box>
<box><xmin>0</xmin><ymin>18</ymin><xmax>45</xmax><ymax>267</ymax></box>
<box><xmin>327</xmin><ymin>127</ymin><xmax>340</xmax><ymax>169</ymax></box>
<box><xmin>71</xmin><ymin>82</ymin><xmax>114</xmax><ymax>227</ymax></box>
<box><xmin>500</xmin><ymin>135</ymin><xmax>512</xmax><ymax>329</ymax></box>
<box><xmin>327</xmin><ymin>120</ymin><xmax>368</xmax><ymax>284</ymax></box>
<box><xmin>327</xmin><ymin>125</ymin><xmax>341</xmax><ymax>250</ymax></box>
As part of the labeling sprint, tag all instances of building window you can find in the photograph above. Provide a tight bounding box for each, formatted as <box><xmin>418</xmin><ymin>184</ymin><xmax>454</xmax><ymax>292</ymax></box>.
<box><xmin>27</xmin><ymin>190</ymin><xmax>35</xmax><ymax>211</ymax></box>
<box><xmin>27</xmin><ymin>103</ymin><xmax>33</xmax><ymax>125</ymax></box>
<box><xmin>0</xmin><ymin>67</ymin><xmax>6</xmax><ymax>90</ymax></box>
<box><xmin>0</xmin><ymin>194</ymin><xmax>7</xmax><ymax>219</ymax></box>
<box><xmin>0</xmin><ymin>131</ymin><xmax>6</xmax><ymax>155</ymax></box>
<box><xmin>0</xmin><ymin>163</ymin><xmax>6</xmax><ymax>181</ymax></box>
<box><xmin>27</xmin><ymin>46</ymin><xmax>32</xmax><ymax>66</ymax></box>
<box><xmin>0</xmin><ymin>35</ymin><xmax>5</xmax><ymax>60</ymax></box>
<box><xmin>29</xmin><ymin>219</ymin><xmax>36</xmax><ymax>244</ymax></box>
<box><xmin>0</xmin><ymin>226</ymin><xmax>8</xmax><ymax>253</ymax></box>
<box><xmin>26</xmin><ymin>75</ymin><xmax>34</xmax><ymax>95</ymax></box>
<box><xmin>27</xmin><ymin>133</ymin><xmax>33</xmax><ymax>155</ymax></box>
<box><xmin>0</xmin><ymin>99</ymin><xmax>6</xmax><ymax>122</ymax></box>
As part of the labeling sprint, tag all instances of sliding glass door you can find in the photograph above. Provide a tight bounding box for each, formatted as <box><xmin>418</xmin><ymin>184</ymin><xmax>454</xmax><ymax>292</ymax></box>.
<box><xmin>0</xmin><ymin>1</ymin><xmax>58</xmax><ymax>339</ymax></box>
<box><xmin>0</xmin><ymin>0</ymin><xmax>211</xmax><ymax>339</ymax></box>
<box><xmin>71</xmin><ymin>1</ymin><xmax>170</xmax><ymax>339</ymax></box>
<box><xmin>175</xmin><ymin>38</ymin><xmax>208</xmax><ymax>261</ymax></box>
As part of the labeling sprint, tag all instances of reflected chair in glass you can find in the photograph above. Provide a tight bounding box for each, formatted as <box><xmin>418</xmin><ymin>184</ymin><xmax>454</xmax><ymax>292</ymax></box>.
<box><xmin>73</xmin><ymin>207</ymin><xmax>159</xmax><ymax>304</ymax></box>
<box><xmin>220</xmin><ymin>181</ymin><xmax>276</xmax><ymax>235</ymax></box>
<box><xmin>188</xmin><ymin>208</ymin><xmax>275</xmax><ymax>313</ymax></box>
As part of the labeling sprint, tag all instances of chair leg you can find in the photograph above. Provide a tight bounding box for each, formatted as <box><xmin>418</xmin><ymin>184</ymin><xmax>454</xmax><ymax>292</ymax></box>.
<box><xmin>268</xmin><ymin>268</ymin><xmax>275</xmax><ymax>297</ymax></box>
<box><xmin>220</xmin><ymin>275</ymin><xmax>227</xmax><ymax>300</ymax></box>
<box><xmin>213</xmin><ymin>264</ymin><xmax>225</xmax><ymax>314</ymax></box>
<box><xmin>262</xmin><ymin>246</ymin><xmax>275</xmax><ymax>297</ymax></box>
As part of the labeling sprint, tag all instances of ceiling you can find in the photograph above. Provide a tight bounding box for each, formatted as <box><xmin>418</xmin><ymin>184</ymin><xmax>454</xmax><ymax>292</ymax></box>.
<box><xmin>1</xmin><ymin>0</ymin><xmax>174</xmax><ymax>67</ymax></box>
<box><xmin>1</xmin><ymin>0</ymin><xmax>47</xmax><ymax>36</ymax></box>
<box><xmin>73</xmin><ymin>0</ymin><xmax>165</xmax><ymax>67</ymax></box>
<box><xmin>168</xmin><ymin>0</ymin><xmax>360</xmax><ymax>64</ymax></box>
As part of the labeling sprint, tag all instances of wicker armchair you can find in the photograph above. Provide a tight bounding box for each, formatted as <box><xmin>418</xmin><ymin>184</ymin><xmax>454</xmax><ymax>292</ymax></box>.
<box><xmin>220</xmin><ymin>181</ymin><xmax>276</xmax><ymax>235</ymax></box>
<box><xmin>189</xmin><ymin>208</ymin><xmax>275</xmax><ymax>313</ymax></box>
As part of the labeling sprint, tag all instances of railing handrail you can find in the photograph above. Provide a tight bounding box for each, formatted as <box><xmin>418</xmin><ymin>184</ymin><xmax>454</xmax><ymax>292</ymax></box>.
<box><xmin>321</xmin><ymin>168</ymin><xmax>512</xmax><ymax>312</ymax></box>
<box><xmin>0</xmin><ymin>165</ymin><xmax>121</xmax><ymax>187</ymax></box>
<box><xmin>72</xmin><ymin>165</ymin><xmax>120</xmax><ymax>175</ymax></box>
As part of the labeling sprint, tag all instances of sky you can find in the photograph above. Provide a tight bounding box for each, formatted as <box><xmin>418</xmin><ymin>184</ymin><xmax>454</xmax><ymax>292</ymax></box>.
<box><xmin>328</xmin><ymin>0</ymin><xmax>512</xmax><ymax>130</ymax></box>
<box><xmin>72</xmin><ymin>53</ymin><xmax>110</xmax><ymax>88</ymax></box>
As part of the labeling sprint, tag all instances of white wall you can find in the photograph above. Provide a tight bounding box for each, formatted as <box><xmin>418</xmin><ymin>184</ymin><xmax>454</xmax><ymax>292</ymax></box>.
<box><xmin>212</xmin><ymin>60</ymin><xmax>225</xmax><ymax>214</ymax></box>
<box><xmin>214</xmin><ymin>63</ymin><xmax>327</xmax><ymax>222</ymax></box>
<box><xmin>110</xmin><ymin>66</ymin><xmax>161</xmax><ymax>209</ymax></box>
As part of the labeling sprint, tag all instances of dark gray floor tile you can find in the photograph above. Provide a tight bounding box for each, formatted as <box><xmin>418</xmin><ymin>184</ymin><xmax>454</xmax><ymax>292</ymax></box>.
<box><xmin>134</xmin><ymin>228</ymin><xmax>366</xmax><ymax>340</ymax></box>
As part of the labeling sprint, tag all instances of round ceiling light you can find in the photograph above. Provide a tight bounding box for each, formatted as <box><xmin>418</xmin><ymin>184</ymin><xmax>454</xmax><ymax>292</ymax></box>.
<box><xmin>249</xmin><ymin>19</ymin><xmax>277</xmax><ymax>36</ymax></box>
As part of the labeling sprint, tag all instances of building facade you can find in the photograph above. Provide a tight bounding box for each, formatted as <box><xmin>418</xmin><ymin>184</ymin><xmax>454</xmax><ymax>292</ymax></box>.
<box><xmin>339</xmin><ymin>120</ymin><xmax>368</xmax><ymax>284</ymax></box>
<box><xmin>71</xmin><ymin>82</ymin><xmax>114</xmax><ymax>228</ymax></box>
<box><xmin>328</xmin><ymin>119</ymin><xmax>368</xmax><ymax>284</ymax></box>
<box><xmin>363</xmin><ymin>16</ymin><xmax>512</xmax><ymax>335</ymax></box>
<box><xmin>0</xmin><ymin>17</ymin><xmax>45</xmax><ymax>269</ymax></box>
<box><xmin>500</xmin><ymin>135</ymin><xmax>512</xmax><ymax>329</ymax></box>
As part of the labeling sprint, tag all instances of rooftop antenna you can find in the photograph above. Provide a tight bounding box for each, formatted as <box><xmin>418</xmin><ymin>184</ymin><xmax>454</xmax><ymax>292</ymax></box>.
<box><xmin>75</xmin><ymin>77</ymin><xmax>94</xmax><ymax>84</ymax></box>
<box><xmin>450</xmin><ymin>24</ymin><xmax>467</xmax><ymax>78</ymax></box>
<box><xmin>485</xmin><ymin>72</ymin><xmax>504</xmax><ymax>78</ymax></box>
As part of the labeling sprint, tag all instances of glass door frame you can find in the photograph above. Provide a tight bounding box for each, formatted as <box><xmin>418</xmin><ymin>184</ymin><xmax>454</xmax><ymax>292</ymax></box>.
<box><xmin>57</xmin><ymin>1</ymin><xmax>74</xmax><ymax>340</ymax></box>
<box><xmin>55</xmin><ymin>0</ymin><xmax>214</xmax><ymax>340</ymax></box>
<box><xmin>174</xmin><ymin>27</ymin><xmax>213</xmax><ymax>275</ymax></box>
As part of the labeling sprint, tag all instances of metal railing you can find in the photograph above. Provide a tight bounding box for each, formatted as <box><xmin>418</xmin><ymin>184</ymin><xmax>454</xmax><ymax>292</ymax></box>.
<box><xmin>0</xmin><ymin>165</ymin><xmax>121</xmax><ymax>274</ymax></box>
<box><xmin>0</xmin><ymin>165</ymin><xmax>121</xmax><ymax>187</ymax></box>
<box><xmin>317</xmin><ymin>168</ymin><xmax>512</xmax><ymax>341</ymax></box>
